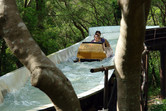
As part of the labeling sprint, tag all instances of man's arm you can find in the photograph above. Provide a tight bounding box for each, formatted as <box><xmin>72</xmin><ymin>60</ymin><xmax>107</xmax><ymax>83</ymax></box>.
<box><xmin>104</xmin><ymin>39</ymin><xmax>111</xmax><ymax>47</ymax></box>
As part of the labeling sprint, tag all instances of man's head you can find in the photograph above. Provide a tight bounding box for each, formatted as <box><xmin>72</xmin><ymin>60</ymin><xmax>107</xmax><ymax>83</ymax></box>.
<box><xmin>95</xmin><ymin>31</ymin><xmax>101</xmax><ymax>37</ymax></box>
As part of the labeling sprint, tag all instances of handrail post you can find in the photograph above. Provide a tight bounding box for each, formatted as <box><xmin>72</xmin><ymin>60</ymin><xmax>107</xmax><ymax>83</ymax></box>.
<box><xmin>90</xmin><ymin>65</ymin><xmax>114</xmax><ymax>110</ymax></box>
<box><xmin>103</xmin><ymin>69</ymin><xmax>108</xmax><ymax>109</ymax></box>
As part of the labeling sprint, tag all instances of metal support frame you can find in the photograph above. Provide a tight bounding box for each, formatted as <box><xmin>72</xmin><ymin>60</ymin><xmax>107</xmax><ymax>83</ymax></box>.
<box><xmin>160</xmin><ymin>49</ymin><xmax>166</xmax><ymax>99</ymax></box>
<box><xmin>145</xmin><ymin>27</ymin><xmax>166</xmax><ymax>100</ymax></box>
<box><xmin>90</xmin><ymin>65</ymin><xmax>114</xmax><ymax>110</ymax></box>
<box><xmin>103</xmin><ymin>69</ymin><xmax>108</xmax><ymax>109</ymax></box>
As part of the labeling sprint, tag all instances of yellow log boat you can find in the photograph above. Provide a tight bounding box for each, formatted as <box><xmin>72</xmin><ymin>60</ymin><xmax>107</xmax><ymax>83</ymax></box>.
<box><xmin>77</xmin><ymin>42</ymin><xmax>113</xmax><ymax>62</ymax></box>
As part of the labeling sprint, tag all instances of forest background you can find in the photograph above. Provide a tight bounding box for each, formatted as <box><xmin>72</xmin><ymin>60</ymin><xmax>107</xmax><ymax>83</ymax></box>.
<box><xmin>0</xmin><ymin>0</ymin><xmax>165</xmax><ymax>109</ymax></box>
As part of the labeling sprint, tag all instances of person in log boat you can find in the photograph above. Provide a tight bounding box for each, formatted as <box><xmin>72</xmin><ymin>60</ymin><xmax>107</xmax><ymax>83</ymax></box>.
<box><xmin>91</xmin><ymin>34</ymin><xmax>103</xmax><ymax>43</ymax></box>
<box><xmin>91</xmin><ymin>31</ymin><xmax>113</xmax><ymax>57</ymax></box>
<box><xmin>76</xmin><ymin>31</ymin><xmax>113</xmax><ymax>62</ymax></box>
<box><xmin>95</xmin><ymin>31</ymin><xmax>111</xmax><ymax>47</ymax></box>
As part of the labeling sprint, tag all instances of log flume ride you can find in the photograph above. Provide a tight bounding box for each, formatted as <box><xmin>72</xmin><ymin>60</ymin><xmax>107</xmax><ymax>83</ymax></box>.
<box><xmin>1</xmin><ymin>26</ymin><xmax>163</xmax><ymax>111</ymax></box>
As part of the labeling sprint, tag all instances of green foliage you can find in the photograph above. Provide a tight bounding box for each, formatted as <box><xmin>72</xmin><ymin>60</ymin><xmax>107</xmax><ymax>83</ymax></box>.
<box><xmin>148</xmin><ymin>87</ymin><xmax>160</xmax><ymax>97</ymax></box>
<box><xmin>148</xmin><ymin>99</ymin><xmax>166</xmax><ymax>111</ymax></box>
<box><xmin>147</xmin><ymin>0</ymin><xmax>166</xmax><ymax>26</ymax></box>
<box><xmin>1</xmin><ymin>0</ymin><xmax>164</xmax><ymax>78</ymax></box>
<box><xmin>148</xmin><ymin>51</ymin><xmax>160</xmax><ymax>88</ymax></box>
<box><xmin>0</xmin><ymin>47</ymin><xmax>19</xmax><ymax>75</ymax></box>
<box><xmin>148</xmin><ymin>51</ymin><xmax>163</xmax><ymax>111</ymax></box>
<box><xmin>21</xmin><ymin>7</ymin><xmax>38</xmax><ymax>31</ymax></box>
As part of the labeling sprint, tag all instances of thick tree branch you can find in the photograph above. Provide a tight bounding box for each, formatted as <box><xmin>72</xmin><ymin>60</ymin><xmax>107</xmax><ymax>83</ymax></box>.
<box><xmin>0</xmin><ymin>0</ymin><xmax>81</xmax><ymax>110</ymax></box>
<box><xmin>144</xmin><ymin>0</ymin><xmax>151</xmax><ymax>23</ymax></box>
<box><xmin>73</xmin><ymin>20</ymin><xmax>85</xmax><ymax>39</ymax></box>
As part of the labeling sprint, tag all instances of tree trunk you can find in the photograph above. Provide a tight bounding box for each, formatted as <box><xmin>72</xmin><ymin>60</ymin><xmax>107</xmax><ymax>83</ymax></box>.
<box><xmin>24</xmin><ymin>0</ymin><xmax>28</xmax><ymax>8</ymax></box>
<box><xmin>36</xmin><ymin>0</ymin><xmax>45</xmax><ymax>29</ymax></box>
<box><xmin>0</xmin><ymin>39</ymin><xmax>6</xmax><ymax>76</ymax></box>
<box><xmin>24</xmin><ymin>0</ymin><xmax>32</xmax><ymax>8</ymax></box>
<box><xmin>78</xmin><ymin>22</ymin><xmax>88</xmax><ymax>33</ymax></box>
<box><xmin>73</xmin><ymin>20</ymin><xmax>85</xmax><ymax>39</ymax></box>
<box><xmin>0</xmin><ymin>0</ymin><xmax>81</xmax><ymax>111</ymax></box>
<box><xmin>115</xmin><ymin>0</ymin><xmax>151</xmax><ymax>111</ymax></box>
<box><xmin>150</xmin><ymin>8</ymin><xmax>157</xmax><ymax>25</ymax></box>
<box><xmin>0</xmin><ymin>40</ymin><xmax>1</xmax><ymax>76</ymax></box>
<box><xmin>15</xmin><ymin>60</ymin><xmax>23</xmax><ymax>68</ymax></box>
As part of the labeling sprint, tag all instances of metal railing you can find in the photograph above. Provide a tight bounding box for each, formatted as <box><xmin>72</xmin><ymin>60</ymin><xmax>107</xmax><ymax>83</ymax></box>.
<box><xmin>90</xmin><ymin>65</ymin><xmax>115</xmax><ymax>110</ymax></box>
